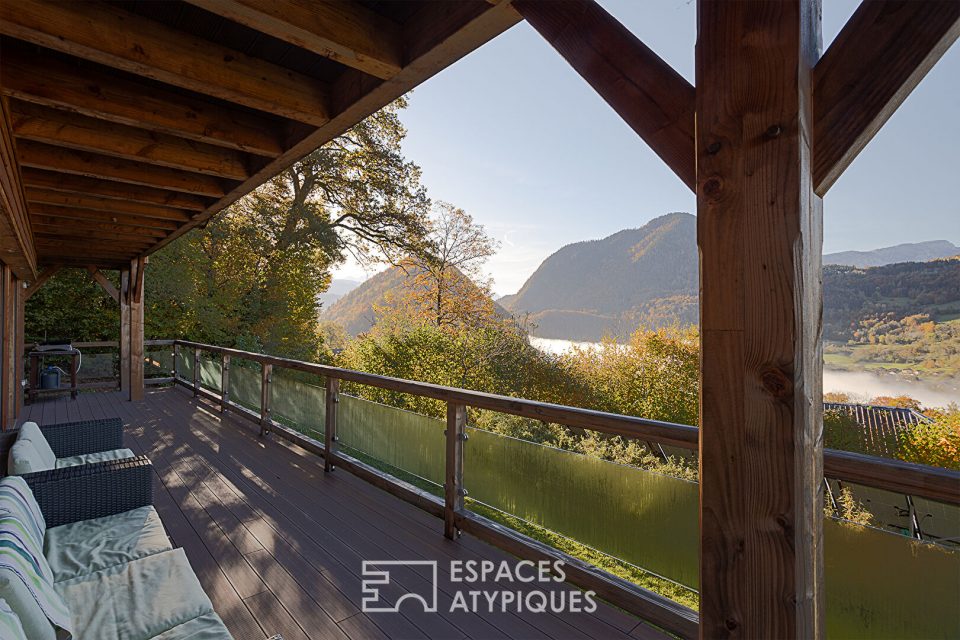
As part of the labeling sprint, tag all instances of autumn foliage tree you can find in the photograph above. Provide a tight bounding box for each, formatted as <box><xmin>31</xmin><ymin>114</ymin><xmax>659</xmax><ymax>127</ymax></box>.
<box><xmin>143</xmin><ymin>99</ymin><xmax>432</xmax><ymax>360</ymax></box>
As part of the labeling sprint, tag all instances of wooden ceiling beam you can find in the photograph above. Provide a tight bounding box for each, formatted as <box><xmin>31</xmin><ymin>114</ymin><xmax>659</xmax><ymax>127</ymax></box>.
<box><xmin>1</xmin><ymin>46</ymin><xmax>285</xmax><ymax>157</ymax></box>
<box><xmin>31</xmin><ymin>218</ymin><xmax>168</xmax><ymax>239</ymax></box>
<box><xmin>35</xmin><ymin>243</ymin><xmax>141</xmax><ymax>259</ymax></box>
<box><xmin>183</xmin><ymin>0</ymin><xmax>403</xmax><ymax>80</ymax></box>
<box><xmin>86</xmin><ymin>266</ymin><xmax>119</xmax><ymax>303</ymax></box>
<box><xmin>0</xmin><ymin>0</ymin><xmax>330</xmax><ymax>126</ymax></box>
<box><xmin>20</xmin><ymin>169</ymin><xmax>209</xmax><ymax>212</ymax></box>
<box><xmin>148</xmin><ymin>0</ymin><xmax>523</xmax><ymax>257</ymax></box>
<box><xmin>16</xmin><ymin>141</ymin><xmax>228</xmax><ymax>198</ymax></box>
<box><xmin>25</xmin><ymin>188</ymin><xmax>194</xmax><ymax>222</ymax></box>
<box><xmin>0</xmin><ymin>96</ymin><xmax>37</xmax><ymax>279</ymax></box>
<box><xmin>26</xmin><ymin>205</ymin><xmax>180</xmax><ymax>231</ymax></box>
<box><xmin>10</xmin><ymin>101</ymin><xmax>252</xmax><ymax>181</ymax></box>
<box><xmin>34</xmin><ymin>232</ymin><xmax>154</xmax><ymax>251</ymax></box>
<box><xmin>514</xmin><ymin>0</ymin><xmax>695</xmax><ymax>191</ymax></box>
<box><xmin>813</xmin><ymin>0</ymin><xmax>960</xmax><ymax>195</ymax></box>
<box><xmin>23</xmin><ymin>265</ymin><xmax>61</xmax><ymax>300</ymax></box>
<box><xmin>33</xmin><ymin>225</ymin><xmax>164</xmax><ymax>244</ymax></box>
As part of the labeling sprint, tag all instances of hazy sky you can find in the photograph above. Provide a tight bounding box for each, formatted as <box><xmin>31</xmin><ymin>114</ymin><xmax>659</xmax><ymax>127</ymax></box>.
<box><xmin>335</xmin><ymin>0</ymin><xmax>960</xmax><ymax>296</ymax></box>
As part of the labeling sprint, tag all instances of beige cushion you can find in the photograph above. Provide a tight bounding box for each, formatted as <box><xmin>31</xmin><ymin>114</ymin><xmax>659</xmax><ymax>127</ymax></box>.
<box><xmin>55</xmin><ymin>548</ymin><xmax>215</xmax><ymax>640</ymax></box>
<box><xmin>17</xmin><ymin>423</ymin><xmax>56</xmax><ymax>469</ymax></box>
<box><xmin>0</xmin><ymin>597</ymin><xmax>28</xmax><ymax>640</ymax></box>
<box><xmin>152</xmin><ymin>612</ymin><xmax>232</xmax><ymax>640</ymax></box>
<box><xmin>44</xmin><ymin>505</ymin><xmax>172</xmax><ymax>583</ymax></box>
<box><xmin>55</xmin><ymin>448</ymin><xmax>135</xmax><ymax>470</ymax></box>
<box><xmin>0</xmin><ymin>571</ymin><xmax>55</xmax><ymax>640</ymax></box>
<box><xmin>7</xmin><ymin>440</ymin><xmax>54</xmax><ymax>476</ymax></box>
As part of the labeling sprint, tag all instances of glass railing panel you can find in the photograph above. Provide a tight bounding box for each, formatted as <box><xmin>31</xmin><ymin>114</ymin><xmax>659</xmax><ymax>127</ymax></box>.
<box><xmin>270</xmin><ymin>369</ymin><xmax>326</xmax><ymax>439</ymax></box>
<box><xmin>175</xmin><ymin>346</ymin><xmax>193</xmax><ymax>382</ymax></box>
<box><xmin>465</xmin><ymin>425</ymin><xmax>700</xmax><ymax>590</ymax></box>
<box><xmin>198</xmin><ymin>352</ymin><xmax>222</xmax><ymax>393</ymax></box>
<box><xmin>227</xmin><ymin>358</ymin><xmax>262</xmax><ymax>412</ymax></box>
<box><xmin>825</xmin><ymin>518</ymin><xmax>960</xmax><ymax>638</ymax></box>
<box><xmin>144</xmin><ymin>346</ymin><xmax>173</xmax><ymax>380</ymax></box>
<box><xmin>337</xmin><ymin>393</ymin><xmax>445</xmax><ymax>488</ymax></box>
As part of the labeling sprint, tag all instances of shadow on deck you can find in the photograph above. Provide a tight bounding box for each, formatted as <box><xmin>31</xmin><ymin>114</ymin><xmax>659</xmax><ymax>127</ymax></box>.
<box><xmin>19</xmin><ymin>388</ymin><xmax>666</xmax><ymax>640</ymax></box>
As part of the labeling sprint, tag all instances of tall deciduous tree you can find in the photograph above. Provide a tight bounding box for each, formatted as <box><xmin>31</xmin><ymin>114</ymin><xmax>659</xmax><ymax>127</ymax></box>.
<box><xmin>389</xmin><ymin>202</ymin><xmax>500</xmax><ymax>329</ymax></box>
<box><xmin>145</xmin><ymin>99</ymin><xmax>432</xmax><ymax>359</ymax></box>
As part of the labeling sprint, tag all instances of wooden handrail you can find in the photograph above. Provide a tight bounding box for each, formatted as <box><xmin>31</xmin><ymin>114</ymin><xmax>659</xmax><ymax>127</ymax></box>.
<box><xmin>25</xmin><ymin>339</ymin><xmax>174</xmax><ymax>350</ymax></box>
<box><xmin>174</xmin><ymin>339</ymin><xmax>960</xmax><ymax>506</ymax></box>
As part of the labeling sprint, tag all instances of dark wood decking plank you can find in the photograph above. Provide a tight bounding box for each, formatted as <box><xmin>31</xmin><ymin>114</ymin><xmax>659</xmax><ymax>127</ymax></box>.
<box><xmin>244</xmin><ymin>549</ymin><xmax>350</xmax><ymax>640</ymax></box>
<box><xmin>243</xmin><ymin>590</ymin><xmax>311</xmax><ymax>640</ymax></box>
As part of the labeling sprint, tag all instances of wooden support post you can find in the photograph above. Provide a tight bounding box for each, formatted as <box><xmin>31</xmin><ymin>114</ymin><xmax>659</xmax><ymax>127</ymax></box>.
<box><xmin>445</xmin><ymin>402</ymin><xmax>467</xmax><ymax>539</ymax></box>
<box><xmin>220</xmin><ymin>354</ymin><xmax>230</xmax><ymax>412</ymax></box>
<box><xmin>193</xmin><ymin>349</ymin><xmax>201</xmax><ymax>397</ymax></box>
<box><xmin>324</xmin><ymin>377</ymin><xmax>339</xmax><ymax>472</ymax></box>
<box><xmin>0</xmin><ymin>266</ymin><xmax>15</xmax><ymax>429</ymax></box>
<box><xmin>696</xmin><ymin>1</ymin><xmax>823</xmax><ymax>638</ymax></box>
<box><xmin>260</xmin><ymin>363</ymin><xmax>272</xmax><ymax>436</ymax></box>
<box><xmin>119</xmin><ymin>268</ymin><xmax>130</xmax><ymax>393</ymax></box>
<box><xmin>14</xmin><ymin>279</ymin><xmax>24</xmax><ymax>416</ymax></box>
<box><xmin>129</xmin><ymin>258</ymin><xmax>144</xmax><ymax>401</ymax></box>
<box><xmin>120</xmin><ymin>258</ymin><xmax>145</xmax><ymax>400</ymax></box>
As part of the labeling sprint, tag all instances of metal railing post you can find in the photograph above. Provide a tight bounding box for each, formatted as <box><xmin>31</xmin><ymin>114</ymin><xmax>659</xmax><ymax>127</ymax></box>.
<box><xmin>445</xmin><ymin>402</ymin><xmax>467</xmax><ymax>539</ymax></box>
<box><xmin>220</xmin><ymin>354</ymin><xmax>230</xmax><ymax>412</ymax></box>
<box><xmin>172</xmin><ymin>343</ymin><xmax>180</xmax><ymax>380</ymax></box>
<box><xmin>324</xmin><ymin>377</ymin><xmax>339</xmax><ymax>472</ymax></box>
<box><xmin>192</xmin><ymin>348</ymin><xmax>201</xmax><ymax>397</ymax></box>
<box><xmin>260</xmin><ymin>363</ymin><xmax>272</xmax><ymax>436</ymax></box>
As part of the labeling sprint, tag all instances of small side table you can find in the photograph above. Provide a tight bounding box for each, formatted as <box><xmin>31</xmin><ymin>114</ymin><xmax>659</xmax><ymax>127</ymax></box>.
<box><xmin>28</xmin><ymin>349</ymin><xmax>80</xmax><ymax>403</ymax></box>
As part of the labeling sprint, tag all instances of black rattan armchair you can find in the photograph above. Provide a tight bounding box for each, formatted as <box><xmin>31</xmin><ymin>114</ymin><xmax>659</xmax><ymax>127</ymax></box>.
<box><xmin>0</xmin><ymin>418</ymin><xmax>125</xmax><ymax>476</ymax></box>
<box><xmin>24</xmin><ymin>455</ymin><xmax>154</xmax><ymax>528</ymax></box>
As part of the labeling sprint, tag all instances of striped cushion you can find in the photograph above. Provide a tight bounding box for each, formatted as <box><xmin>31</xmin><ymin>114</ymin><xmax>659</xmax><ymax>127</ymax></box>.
<box><xmin>0</xmin><ymin>477</ymin><xmax>45</xmax><ymax>548</ymax></box>
<box><xmin>0</xmin><ymin>477</ymin><xmax>72</xmax><ymax>639</ymax></box>
<box><xmin>0</xmin><ymin>597</ymin><xmax>27</xmax><ymax>640</ymax></box>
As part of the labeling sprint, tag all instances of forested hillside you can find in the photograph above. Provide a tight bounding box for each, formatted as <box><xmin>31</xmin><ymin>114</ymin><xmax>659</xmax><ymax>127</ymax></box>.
<box><xmin>501</xmin><ymin>212</ymin><xmax>698</xmax><ymax>340</ymax></box>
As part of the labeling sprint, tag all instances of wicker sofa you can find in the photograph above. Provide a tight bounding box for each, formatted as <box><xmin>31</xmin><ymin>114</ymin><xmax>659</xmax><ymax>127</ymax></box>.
<box><xmin>1</xmin><ymin>418</ymin><xmax>135</xmax><ymax>478</ymax></box>
<box><xmin>0</xmin><ymin>439</ymin><xmax>232</xmax><ymax>638</ymax></box>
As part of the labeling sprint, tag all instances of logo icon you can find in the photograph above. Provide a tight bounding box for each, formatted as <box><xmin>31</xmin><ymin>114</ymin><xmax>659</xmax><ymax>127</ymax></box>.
<box><xmin>362</xmin><ymin>560</ymin><xmax>439</xmax><ymax>613</ymax></box>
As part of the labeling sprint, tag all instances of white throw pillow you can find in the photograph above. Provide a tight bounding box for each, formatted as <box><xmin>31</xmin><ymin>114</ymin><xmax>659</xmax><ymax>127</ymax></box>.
<box><xmin>8</xmin><ymin>440</ymin><xmax>53</xmax><ymax>476</ymax></box>
<box><xmin>17</xmin><ymin>423</ymin><xmax>56</xmax><ymax>469</ymax></box>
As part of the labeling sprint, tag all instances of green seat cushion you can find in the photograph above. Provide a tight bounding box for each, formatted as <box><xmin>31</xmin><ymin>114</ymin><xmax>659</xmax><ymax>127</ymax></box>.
<box><xmin>44</xmin><ymin>506</ymin><xmax>172</xmax><ymax>583</ymax></box>
<box><xmin>0</xmin><ymin>570</ymin><xmax>55</xmax><ymax>640</ymax></box>
<box><xmin>151</xmin><ymin>612</ymin><xmax>233</xmax><ymax>640</ymax></box>
<box><xmin>17</xmin><ymin>423</ymin><xmax>56</xmax><ymax>469</ymax></box>
<box><xmin>55</xmin><ymin>548</ymin><xmax>216</xmax><ymax>640</ymax></box>
<box><xmin>55</xmin><ymin>448</ymin><xmax>135</xmax><ymax>469</ymax></box>
<box><xmin>0</xmin><ymin>597</ymin><xmax>28</xmax><ymax>640</ymax></box>
<box><xmin>7</xmin><ymin>439</ymin><xmax>54</xmax><ymax>475</ymax></box>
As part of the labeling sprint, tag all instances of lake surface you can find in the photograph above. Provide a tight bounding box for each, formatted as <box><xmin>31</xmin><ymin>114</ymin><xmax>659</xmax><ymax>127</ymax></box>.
<box><xmin>529</xmin><ymin>337</ymin><xmax>960</xmax><ymax>408</ymax></box>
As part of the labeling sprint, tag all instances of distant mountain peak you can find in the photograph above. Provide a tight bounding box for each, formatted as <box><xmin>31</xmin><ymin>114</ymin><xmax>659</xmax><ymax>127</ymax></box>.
<box><xmin>824</xmin><ymin>240</ymin><xmax>958</xmax><ymax>268</ymax></box>
<box><xmin>502</xmin><ymin>213</ymin><xmax>698</xmax><ymax>340</ymax></box>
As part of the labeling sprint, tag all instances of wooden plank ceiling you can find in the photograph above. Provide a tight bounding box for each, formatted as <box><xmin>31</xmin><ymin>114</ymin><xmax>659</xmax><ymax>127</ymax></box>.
<box><xmin>0</xmin><ymin>0</ymin><xmax>521</xmax><ymax>276</ymax></box>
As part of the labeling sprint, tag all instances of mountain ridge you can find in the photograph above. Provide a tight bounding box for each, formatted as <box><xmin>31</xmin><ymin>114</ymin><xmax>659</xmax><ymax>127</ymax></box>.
<box><xmin>824</xmin><ymin>240</ymin><xmax>958</xmax><ymax>268</ymax></box>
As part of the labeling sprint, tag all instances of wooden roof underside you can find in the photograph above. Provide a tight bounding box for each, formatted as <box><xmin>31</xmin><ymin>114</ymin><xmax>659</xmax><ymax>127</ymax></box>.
<box><xmin>0</xmin><ymin>0</ymin><xmax>521</xmax><ymax>278</ymax></box>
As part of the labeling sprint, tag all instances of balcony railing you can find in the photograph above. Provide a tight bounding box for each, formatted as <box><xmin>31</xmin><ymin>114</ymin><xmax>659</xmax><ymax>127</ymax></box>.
<box><xmin>151</xmin><ymin>339</ymin><xmax>960</xmax><ymax>639</ymax></box>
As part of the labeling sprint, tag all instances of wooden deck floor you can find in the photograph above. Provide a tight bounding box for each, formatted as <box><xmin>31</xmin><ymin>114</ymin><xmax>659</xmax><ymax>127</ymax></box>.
<box><xmin>19</xmin><ymin>388</ymin><xmax>667</xmax><ymax>640</ymax></box>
